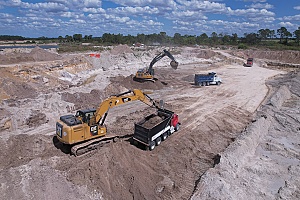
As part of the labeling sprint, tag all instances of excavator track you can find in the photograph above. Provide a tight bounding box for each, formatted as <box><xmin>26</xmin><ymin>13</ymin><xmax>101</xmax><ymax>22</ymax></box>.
<box><xmin>71</xmin><ymin>134</ymin><xmax>132</xmax><ymax>157</ymax></box>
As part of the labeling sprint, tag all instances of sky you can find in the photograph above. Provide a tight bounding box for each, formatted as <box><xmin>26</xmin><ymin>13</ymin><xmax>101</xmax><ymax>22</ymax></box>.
<box><xmin>0</xmin><ymin>0</ymin><xmax>299</xmax><ymax>38</ymax></box>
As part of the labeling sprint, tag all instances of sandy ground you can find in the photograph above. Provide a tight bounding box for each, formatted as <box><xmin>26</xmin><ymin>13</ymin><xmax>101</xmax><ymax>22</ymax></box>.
<box><xmin>0</xmin><ymin>45</ymin><xmax>299</xmax><ymax>200</ymax></box>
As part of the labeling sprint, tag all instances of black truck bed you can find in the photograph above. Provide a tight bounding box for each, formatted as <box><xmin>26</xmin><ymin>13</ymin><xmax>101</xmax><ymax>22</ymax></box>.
<box><xmin>133</xmin><ymin>109</ymin><xmax>173</xmax><ymax>145</ymax></box>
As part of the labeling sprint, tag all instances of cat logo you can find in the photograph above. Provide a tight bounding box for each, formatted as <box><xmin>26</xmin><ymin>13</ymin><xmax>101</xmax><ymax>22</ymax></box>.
<box><xmin>90</xmin><ymin>125</ymin><xmax>98</xmax><ymax>135</ymax></box>
<box><xmin>122</xmin><ymin>97</ymin><xmax>131</xmax><ymax>103</ymax></box>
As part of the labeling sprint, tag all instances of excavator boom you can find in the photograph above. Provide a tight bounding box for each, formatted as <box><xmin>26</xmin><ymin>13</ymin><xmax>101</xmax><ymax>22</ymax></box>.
<box><xmin>147</xmin><ymin>49</ymin><xmax>178</xmax><ymax>74</ymax></box>
<box><xmin>95</xmin><ymin>89</ymin><xmax>160</xmax><ymax>125</ymax></box>
<box><xmin>134</xmin><ymin>49</ymin><xmax>178</xmax><ymax>82</ymax></box>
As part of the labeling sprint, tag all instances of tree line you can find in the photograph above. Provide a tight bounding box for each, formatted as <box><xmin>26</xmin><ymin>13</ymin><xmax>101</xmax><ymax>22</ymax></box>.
<box><xmin>1</xmin><ymin>26</ymin><xmax>300</xmax><ymax>48</ymax></box>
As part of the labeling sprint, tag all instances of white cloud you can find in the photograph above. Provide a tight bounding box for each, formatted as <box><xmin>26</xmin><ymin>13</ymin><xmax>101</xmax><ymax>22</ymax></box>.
<box><xmin>229</xmin><ymin>8</ymin><xmax>274</xmax><ymax>17</ymax></box>
<box><xmin>247</xmin><ymin>3</ymin><xmax>274</xmax><ymax>9</ymax></box>
<box><xmin>71</xmin><ymin>19</ymin><xmax>86</xmax><ymax>23</ymax></box>
<box><xmin>294</xmin><ymin>6</ymin><xmax>300</xmax><ymax>10</ymax></box>
<box><xmin>84</xmin><ymin>0</ymin><xmax>101</xmax><ymax>8</ymax></box>
<box><xmin>146</xmin><ymin>19</ymin><xmax>163</xmax><ymax>26</ymax></box>
<box><xmin>111</xmin><ymin>0</ymin><xmax>176</xmax><ymax>8</ymax></box>
<box><xmin>9</xmin><ymin>0</ymin><xmax>22</xmax><ymax>6</ymax></box>
<box><xmin>243</xmin><ymin>0</ymin><xmax>266</xmax><ymax>2</ymax></box>
<box><xmin>279</xmin><ymin>22</ymin><xmax>294</xmax><ymax>28</ymax></box>
<box><xmin>176</xmin><ymin>0</ymin><xmax>228</xmax><ymax>13</ymax></box>
<box><xmin>111</xmin><ymin>6</ymin><xmax>159</xmax><ymax>16</ymax></box>
<box><xmin>61</xmin><ymin>12</ymin><xmax>76</xmax><ymax>18</ymax></box>
<box><xmin>83</xmin><ymin>7</ymin><xmax>105</xmax><ymax>13</ymax></box>
<box><xmin>279</xmin><ymin>14</ymin><xmax>300</xmax><ymax>21</ymax></box>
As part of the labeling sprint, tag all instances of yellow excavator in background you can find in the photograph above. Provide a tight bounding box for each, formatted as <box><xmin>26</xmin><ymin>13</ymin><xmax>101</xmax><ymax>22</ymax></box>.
<box><xmin>55</xmin><ymin>89</ymin><xmax>162</xmax><ymax>156</ymax></box>
<box><xmin>134</xmin><ymin>49</ymin><xmax>178</xmax><ymax>82</ymax></box>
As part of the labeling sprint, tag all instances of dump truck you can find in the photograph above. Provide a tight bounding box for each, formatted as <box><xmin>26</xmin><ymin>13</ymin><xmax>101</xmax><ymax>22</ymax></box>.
<box><xmin>132</xmin><ymin>108</ymin><xmax>180</xmax><ymax>150</ymax></box>
<box><xmin>194</xmin><ymin>72</ymin><xmax>222</xmax><ymax>86</ymax></box>
<box><xmin>245</xmin><ymin>58</ymin><xmax>254</xmax><ymax>67</ymax></box>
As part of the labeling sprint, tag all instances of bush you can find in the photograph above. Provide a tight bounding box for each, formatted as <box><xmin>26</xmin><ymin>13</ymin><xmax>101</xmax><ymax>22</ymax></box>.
<box><xmin>238</xmin><ymin>43</ymin><xmax>248</xmax><ymax>49</ymax></box>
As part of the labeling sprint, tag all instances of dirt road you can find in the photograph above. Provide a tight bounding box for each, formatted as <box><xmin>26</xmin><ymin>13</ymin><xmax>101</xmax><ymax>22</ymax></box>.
<box><xmin>0</xmin><ymin>46</ymin><xmax>298</xmax><ymax>200</ymax></box>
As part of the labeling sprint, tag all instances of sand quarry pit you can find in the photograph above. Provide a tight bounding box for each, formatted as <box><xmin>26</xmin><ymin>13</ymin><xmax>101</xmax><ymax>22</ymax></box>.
<box><xmin>0</xmin><ymin>45</ymin><xmax>299</xmax><ymax>200</ymax></box>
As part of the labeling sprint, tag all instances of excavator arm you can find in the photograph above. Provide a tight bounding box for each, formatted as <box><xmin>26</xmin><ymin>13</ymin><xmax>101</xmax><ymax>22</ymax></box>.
<box><xmin>95</xmin><ymin>89</ymin><xmax>161</xmax><ymax>125</ymax></box>
<box><xmin>147</xmin><ymin>49</ymin><xmax>178</xmax><ymax>75</ymax></box>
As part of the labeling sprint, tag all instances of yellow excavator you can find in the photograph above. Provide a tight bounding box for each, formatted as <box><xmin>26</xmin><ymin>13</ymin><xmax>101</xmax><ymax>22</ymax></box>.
<box><xmin>55</xmin><ymin>89</ymin><xmax>162</xmax><ymax>156</ymax></box>
<box><xmin>134</xmin><ymin>49</ymin><xmax>178</xmax><ymax>82</ymax></box>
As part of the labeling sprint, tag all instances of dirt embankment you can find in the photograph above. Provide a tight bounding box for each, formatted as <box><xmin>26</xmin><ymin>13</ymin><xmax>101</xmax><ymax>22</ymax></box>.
<box><xmin>192</xmin><ymin>71</ymin><xmax>300</xmax><ymax>200</ymax></box>
<box><xmin>232</xmin><ymin>49</ymin><xmax>300</xmax><ymax>64</ymax></box>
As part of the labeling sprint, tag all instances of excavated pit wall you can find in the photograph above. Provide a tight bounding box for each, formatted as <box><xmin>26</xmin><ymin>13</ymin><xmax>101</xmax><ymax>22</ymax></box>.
<box><xmin>191</xmin><ymin>85</ymin><xmax>292</xmax><ymax>199</ymax></box>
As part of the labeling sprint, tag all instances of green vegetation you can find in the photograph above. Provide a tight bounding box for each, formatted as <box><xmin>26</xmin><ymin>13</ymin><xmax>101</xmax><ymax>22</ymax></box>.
<box><xmin>57</xmin><ymin>43</ymin><xmax>104</xmax><ymax>53</ymax></box>
<box><xmin>1</xmin><ymin>26</ymin><xmax>300</xmax><ymax>52</ymax></box>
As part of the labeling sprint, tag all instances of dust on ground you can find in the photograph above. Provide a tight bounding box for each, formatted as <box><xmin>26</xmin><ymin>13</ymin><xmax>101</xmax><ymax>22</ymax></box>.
<box><xmin>0</xmin><ymin>45</ymin><xmax>299</xmax><ymax>200</ymax></box>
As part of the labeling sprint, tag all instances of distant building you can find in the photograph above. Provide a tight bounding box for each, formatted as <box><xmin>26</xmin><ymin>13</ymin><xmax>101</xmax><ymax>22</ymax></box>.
<box><xmin>151</xmin><ymin>42</ymin><xmax>160</xmax><ymax>46</ymax></box>
<box><xmin>133</xmin><ymin>43</ymin><xmax>145</xmax><ymax>47</ymax></box>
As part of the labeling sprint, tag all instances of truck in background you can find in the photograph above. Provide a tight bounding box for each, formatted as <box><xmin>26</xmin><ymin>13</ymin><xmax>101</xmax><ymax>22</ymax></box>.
<box><xmin>245</xmin><ymin>58</ymin><xmax>254</xmax><ymax>67</ymax></box>
<box><xmin>132</xmin><ymin>109</ymin><xmax>180</xmax><ymax>150</ymax></box>
<box><xmin>194</xmin><ymin>72</ymin><xmax>222</xmax><ymax>86</ymax></box>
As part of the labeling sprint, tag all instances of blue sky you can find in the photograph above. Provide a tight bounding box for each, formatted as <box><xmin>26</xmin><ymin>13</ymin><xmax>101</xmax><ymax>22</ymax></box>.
<box><xmin>0</xmin><ymin>0</ymin><xmax>299</xmax><ymax>38</ymax></box>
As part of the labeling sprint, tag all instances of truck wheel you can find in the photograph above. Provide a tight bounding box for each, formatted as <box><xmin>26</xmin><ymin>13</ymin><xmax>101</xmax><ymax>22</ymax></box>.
<box><xmin>149</xmin><ymin>141</ymin><xmax>155</xmax><ymax>151</ymax></box>
<box><xmin>156</xmin><ymin>137</ymin><xmax>162</xmax><ymax>146</ymax></box>
<box><xmin>206</xmin><ymin>82</ymin><xmax>210</xmax><ymax>86</ymax></box>
<box><xmin>162</xmin><ymin>132</ymin><xmax>168</xmax><ymax>141</ymax></box>
<box><xmin>201</xmin><ymin>82</ymin><xmax>205</xmax><ymax>86</ymax></box>
<box><xmin>175</xmin><ymin>123</ymin><xmax>180</xmax><ymax>131</ymax></box>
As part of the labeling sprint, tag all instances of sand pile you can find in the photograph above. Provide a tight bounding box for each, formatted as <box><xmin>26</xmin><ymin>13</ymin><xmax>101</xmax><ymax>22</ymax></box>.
<box><xmin>0</xmin><ymin>47</ymin><xmax>61</xmax><ymax>64</ymax></box>
<box><xmin>110</xmin><ymin>44</ymin><xmax>134</xmax><ymax>55</ymax></box>
<box><xmin>61</xmin><ymin>82</ymin><xmax>127</xmax><ymax>110</ymax></box>
<box><xmin>30</xmin><ymin>47</ymin><xmax>61</xmax><ymax>61</ymax></box>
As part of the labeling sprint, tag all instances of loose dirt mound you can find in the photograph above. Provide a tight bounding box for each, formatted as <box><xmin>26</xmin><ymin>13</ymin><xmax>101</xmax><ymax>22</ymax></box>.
<box><xmin>30</xmin><ymin>47</ymin><xmax>61</xmax><ymax>61</ymax></box>
<box><xmin>61</xmin><ymin>83</ymin><xmax>127</xmax><ymax>109</ymax></box>
<box><xmin>0</xmin><ymin>47</ymin><xmax>61</xmax><ymax>64</ymax></box>
<box><xmin>181</xmin><ymin>47</ymin><xmax>216</xmax><ymax>59</ymax></box>
<box><xmin>196</xmin><ymin>50</ymin><xmax>216</xmax><ymax>59</ymax></box>
<box><xmin>139</xmin><ymin>115</ymin><xmax>163</xmax><ymax>129</ymax></box>
<box><xmin>1</xmin><ymin>79</ymin><xmax>38</xmax><ymax>100</ymax></box>
<box><xmin>26</xmin><ymin>110</ymin><xmax>48</xmax><ymax>128</ymax></box>
<box><xmin>110</xmin><ymin>44</ymin><xmax>134</xmax><ymax>55</ymax></box>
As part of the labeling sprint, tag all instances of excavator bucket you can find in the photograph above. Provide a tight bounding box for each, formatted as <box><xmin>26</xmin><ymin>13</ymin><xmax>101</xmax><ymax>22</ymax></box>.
<box><xmin>170</xmin><ymin>60</ymin><xmax>178</xmax><ymax>69</ymax></box>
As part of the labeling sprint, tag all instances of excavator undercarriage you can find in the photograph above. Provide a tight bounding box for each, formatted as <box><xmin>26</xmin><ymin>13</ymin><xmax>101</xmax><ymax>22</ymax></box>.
<box><xmin>70</xmin><ymin>134</ymin><xmax>132</xmax><ymax>157</ymax></box>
